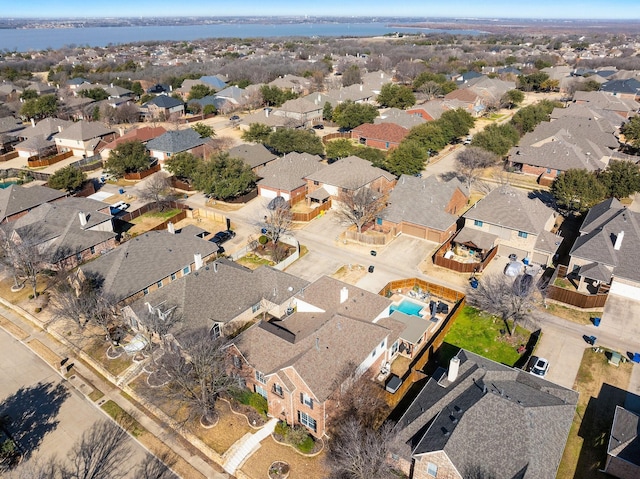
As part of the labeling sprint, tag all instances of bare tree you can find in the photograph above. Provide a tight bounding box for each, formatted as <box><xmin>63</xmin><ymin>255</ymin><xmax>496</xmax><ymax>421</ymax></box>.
<box><xmin>50</xmin><ymin>271</ymin><xmax>123</xmax><ymax>344</ymax></box>
<box><xmin>138</xmin><ymin>301</ymin><xmax>183</xmax><ymax>359</ymax></box>
<box><xmin>455</xmin><ymin>147</ymin><xmax>498</xmax><ymax>191</ymax></box>
<box><xmin>159</xmin><ymin>328</ymin><xmax>240</xmax><ymax>426</ymax></box>
<box><xmin>415</xmin><ymin>80</ymin><xmax>443</xmax><ymax>101</ymax></box>
<box><xmin>325</xmin><ymin>418</ymin><xmax>399</xmax><ymax>479</ymax></box>
<box><xmin>138</xmin><ymin>173</ymin><xmax>177</xmax><ymax>212</ymax></box>
<box><xmin>335</xmin><ymin>187</ymin><xmax>387</xmax><ymax>234</ymax></box>
<box><xmin>466</xmin><ymin>273</ymin><xmax>536</xmax><ymax>336</ymax></box>
<box><xmin>61</xmin><ymin>418</ymin><xmax>133</xmax><ymax>479</ymax></box>
<box><xmin>115</xmin><ymin>103</ymin><xmax>141</xmax><ymax>124</ymax></box>
<box><xmin>0</xmin><ymin>226</ymin><xmax>49</xmax><ymax>298</ymax></box>
<box><xmin>261</xmin><ymin>202</ymin><xmax>293</xmax><ymax>245</ymax></box>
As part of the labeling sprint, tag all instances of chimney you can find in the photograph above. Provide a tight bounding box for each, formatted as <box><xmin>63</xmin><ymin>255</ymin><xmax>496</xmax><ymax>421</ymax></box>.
<box><xmin>614</xmin><ymin>231</ymin><xmax>624</xmax><ymax>250</ymax></box>
<box><xmin>30</xmin><ymin>118</ymin><xmax>35</xmax><ymax>127</ymax></box>
<box><xmin>447</xmin><ymin>357</ymin><xmax>460</xmax><ymax>382</ymax></box>
<box><xmin>58</xmin><ymin>125</ymin><xmax>63</xmax><ymax>133</ymax></box>
<box><xmin>213</xmin><ymin>262</ymin><xmax>218</xmax><ymax>273</ymax></box>
<box><xmin>78</xmin><ymin>212</ymin><xmax>87</xmax><ymax>227</ymax></box>
<box><xmin>340</xmin><ymin>286</ymin><xmax>349</xmax><ymax>304</ymax></box>
<box><xmin>194</xmin><ymin>253</ymin><xmax>203</xmax><ymax>271</ymax></box>
<box><xmin>167</xmin><ymin>221</ymin><xmax>175</xmax><ymax>234</ymax></box>
<box><xmin>359</xmin><ymin>84</ymin><xmax>363</xmax><ymax>91</ymax></box>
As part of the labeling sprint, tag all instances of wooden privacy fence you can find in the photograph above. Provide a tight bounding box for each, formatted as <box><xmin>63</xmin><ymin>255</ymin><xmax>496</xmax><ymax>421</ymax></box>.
<box><xmin>379</xmin><ymin>278</ymin><xmax>465</xmax><ymax>303</ymax></box>
<box><xmin>169</xmin><ymin>176</ymin><xmax>194</xmax><ymax>191</ymax></box>
<box><xmin>124</xmin><ymin>163</ymin><xmax>161</xmax><ymax>180</ymax></box>
<box><xmin>27</xmin><ymin>150</ymin><xmax>73</xmax><ymax>167</ymax></box>
<box><xmin>322</xmin><ymin>132</ymin><xmax>351</xmax><ymax>143</ymax></box>
<box><xmin>432</xmin><ymin>236</ymin><xmax>497</xmax><ymax>274</ymax></box>
<box><xmin>0</xmin><ymin>151</ymin><xmax>18</xmax><ymax>162</ymax></box>
<box><xmin>292</xmin><ymin>201</ymin><xmax>331</xmax><ymax>222</ymax></box>
<box><xmin>149</xmin><ymin>210</ymin><xmax>188</xmax><ymax>231</ymax></box>
<box><xmin>344</xmin><ymin>228</ymin><xmax>394</xmax><ymax>245</ymax></box>
<box><xmin>546</xmin><ymin>265</ymin><xmax>608</xmax><ymax>309</ymax></box>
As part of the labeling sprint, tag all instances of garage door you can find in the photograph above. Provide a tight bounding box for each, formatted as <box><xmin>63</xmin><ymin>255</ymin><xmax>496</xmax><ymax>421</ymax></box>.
<box><xmin>401</xmin><ymin>223</ymin><xmax>426</xmax><ymax>239</ymax></box>
<box><xmin>259</xmin><ymin>188</ymin><xmax>278</xmax><ymax>199</ymax></box>
<box><xmin>497</xmin><ymin>244</ymin><xmax>528</xmax><ymax>261</ymax></box>
<box><xmin>609</xmin><ymin>280</ymin><xmax>640</xmax><ymax>300</ymax></box>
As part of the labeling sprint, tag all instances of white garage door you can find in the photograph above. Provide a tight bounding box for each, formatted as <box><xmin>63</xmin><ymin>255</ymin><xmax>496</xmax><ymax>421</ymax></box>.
<box><xmin>259</xmin><ymin>188</ymin><xmax>278</xmax><ymax>199</ymax></box>
<box><xmin>609</xmin><ymin>280</ymin><xmax>640</xmax><ymax>300</ymax></box>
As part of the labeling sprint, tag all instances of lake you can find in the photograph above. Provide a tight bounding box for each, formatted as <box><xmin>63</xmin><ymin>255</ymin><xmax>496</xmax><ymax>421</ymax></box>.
<box><xmin>0</xmin><ymin>22</ymin><xmax>485</xmax><ymax>52</ymax></box>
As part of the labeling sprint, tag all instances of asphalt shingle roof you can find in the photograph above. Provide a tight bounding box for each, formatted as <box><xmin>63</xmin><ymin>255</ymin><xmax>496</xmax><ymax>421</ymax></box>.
<box><xmin>145</xmin><ymin>95</ymin><xmax>184</xmax><ymax>109</ymax></box>
<box><xmin>228</xmin><ymin>143</ymin><xmax>277</xmax><ymax>169</ymax></box>
<box><xmin>351</xmin><ymin>122</ymin><xmax>409</xmax><ymax>144</ymax></box>
<box><xmin>257</xmin><ymin>152</ymin><xmax>324</xmax><ymax>192</ymax></box>
<box><xmin>305</xmin><ymin>156</ymin><xmax>395</xmax><ymax>190</ymax></box>
<box><xmin>146</xmin><ymin>128</ymin><xmax>207</xmax><ymax>154</ymax></box>
<box><xmin>0</xmin><ymin>184</ymin><xmax>66</xmax><ymax>221</ymax></box>
<box><xmin>55</xmin><ymin>121</ymin><xmax>113</xmax><ymax>142</ymax></box>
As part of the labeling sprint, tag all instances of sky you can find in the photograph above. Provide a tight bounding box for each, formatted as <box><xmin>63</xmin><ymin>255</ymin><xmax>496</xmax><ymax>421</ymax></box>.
<box><xmin>8</xmin><ymin>1</ymin><xmax>640</xmax><ymax>20</ymax></box>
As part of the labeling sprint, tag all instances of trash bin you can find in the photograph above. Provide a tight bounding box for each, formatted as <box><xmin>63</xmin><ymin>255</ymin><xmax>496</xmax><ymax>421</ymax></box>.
<box><xmin>470</xmin><ymin>278</ymin><xmax>479</xmax><ymax>289</ymax></box>
<box><xmin>588</xmin><ymin>335</ymin><xmax>597</xmax><ymax>345</ymax></box>
<box><xmin>370</xmin><ymin>250</ymin><xmax>377</xmax><ymax>256</ymax></box>
<box><xmin>118</xmin><ymin>188</ymin><xmax>125</xmax><ymax>194</ymax></box>
<box><xmin>593</xmin><ymin>316</ymin><xmax>601</xmax><ymax>327</ymax></box>
<box><xmin>368</xmin><ymin>265</ymin><xmax>375</xmax><ymax>273</ymax></box>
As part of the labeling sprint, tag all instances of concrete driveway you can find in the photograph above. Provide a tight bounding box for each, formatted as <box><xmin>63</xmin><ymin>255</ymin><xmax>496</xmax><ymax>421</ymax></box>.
<box><xmin>533</xmin><ymin>327</ymin><xmax>586</xmax><ymax>389</ymax></box>
<box><xmin>601</xmin><ymin>294</ymin><xmax>640</xmax><ymax>352</ymax></box>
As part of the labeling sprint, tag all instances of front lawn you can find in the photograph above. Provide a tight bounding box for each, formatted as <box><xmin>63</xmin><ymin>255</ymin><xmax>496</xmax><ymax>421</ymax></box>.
<box><xmin>444</xmin><ymin>306</ymin><xmax>530</xmax><ymax>366</ymax></box>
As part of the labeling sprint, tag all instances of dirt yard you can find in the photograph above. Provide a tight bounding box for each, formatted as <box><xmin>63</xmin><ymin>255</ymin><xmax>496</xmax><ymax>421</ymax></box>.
<box><xmin>557</xmin><ymin>348</ymin><xmax>633</xmax><ymax>479</ymax></box>
<box><xmin>331</xmin><ymin>264</ymin><xmax>367</xmax><ymax>285</ymax></box>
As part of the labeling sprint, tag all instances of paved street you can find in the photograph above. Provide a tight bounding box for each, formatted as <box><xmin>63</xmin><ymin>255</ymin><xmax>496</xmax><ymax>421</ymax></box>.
<box><xmin>0</xmin><ymin>327</ymin><xmax>150</xmax><ymax>476</ymax></box>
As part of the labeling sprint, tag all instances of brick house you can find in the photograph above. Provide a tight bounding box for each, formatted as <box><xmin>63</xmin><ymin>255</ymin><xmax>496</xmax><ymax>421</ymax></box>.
<box><xmin>226</xmin><ymin>276</ymin><xmax>393</xmax><ymax>438</ymax></box>
<box><xmin>78</xmin><ymin>226</ymin><xmax>220</xmax><ymax>304</ymax></box>
<box><xmin>390</xmin><ymin>350</ymin><xmax>578</xmax><ymax>479</ymax></box>
<box><xmin>458</xmin><ymin>185</ymin><xmax>560</xmax><ymax>266</ymax></box>
<box><xmin>228</xmin><ymin>143</ymin><xmax>278</xmax><ymax>175</ymax></box>
<box><xmin>603</xmin><ymin>406</ymin><xmax>640</xmax><ymax>479</ymax></box>
<box><xmin>100</xmin><ymin>126</ymin><xmax>166</xmax><ymax>161</ymax></box>
<box><xmin>0</xmin><ymin>184</ymin><xmax>67</xmax><ymax>224</ymax></box>
<box><xmin>145</xmin><ymin>128</ymin><xmax>208</xmax><ymax>164</ymax></box>
<box><xmin>257</xmin><ymin>152</ymin><xmax>325</xmax><ymax>203</ymax></box>
<box><xmin>305</xmin><ymin>155</ymin><xmax>396</xmax><ymax>205</ymax></box>
<box><xmin>351</xmin><ymin>122</ymin><xmax>409</xmax><ymax>150</ymax></box>
<box><xmin>380</xmin><ymin>175</ymin><xmax>468</xmax><ymax>243</ymax></box>
<box><xmin>53</xmin><ymin>120</ymin><xmax>116</xmax><ymax>157</ymax></box>
<box><xmin>6</xmin><ymin>197</ymin><xmax>116</xmax><ymax>270</ymax></box>
<box><xmin>273</xmin><ymin>98</ymin><xmax>323</xmax><ymax>128</ymax></box>
<box><xmin>141</xmin><ymin>95</ymin><xmax>185</xmax><ymax>121</ymax></box>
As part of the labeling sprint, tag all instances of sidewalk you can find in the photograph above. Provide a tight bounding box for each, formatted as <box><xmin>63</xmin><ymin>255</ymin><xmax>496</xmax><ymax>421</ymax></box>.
<box><xmin>0</xmin><ymin>302</ymin><xmax>229</xmax><ymax>479</ymax></box>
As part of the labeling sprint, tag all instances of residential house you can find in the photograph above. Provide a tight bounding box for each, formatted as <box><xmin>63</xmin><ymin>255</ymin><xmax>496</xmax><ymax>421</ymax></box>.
<box><xmin>572</xmin><ymin>90</ymin><xmax>639</xmax><ymax>119</ymax></box>
<box><xmin>6</xmin><ymin>197</ymin><xmax>116</xmax><ymax>269</ymax></box>
<box><xmin>26</xmin><ymin>81</ymin><xmax>56</xmax><ymax>96</ymax></box>
<box><xmin>257</xmin><ymin>152</ymin><xmax>325</xmax><ymax>203</ymax></box>
<box><xmin>78</xmin><ymin>227</ymin><xmax>220</xmax><ymax>304</ymax></box>
<box><xmin>100</xmin><ymin>126</ymin><xmax>166</xmax><ymax>160</ymax></box>
<box><xmin>407</xmin><ymin>100</ymin><xmax>450</xmax><ymax>122</ymax></box>
<box><xmin>375</xmin><ymin>108</ymin><xmax>426</xmax><ymax>129</ymax></box>
<box><xmin>380</xmin><ymin>175</ymin><xmax>468</xmax><ymax>243</ymax></box>
<box><xmin>568</xmin><ymin>198</ymin><xmax>640</xmax><ymax>299</ymax></box>
<box><xmin>305</xmin><ymin>155</ymin><xmax>396</xmax><ymax>204</ymax></box>
<box><xmin>53</xmin><ymin>120</ymin><xmax>116</xmax><ymax>158</ymax></box>
<box><xmin>0</xmin><ymin>116</ymin><xmax>25</xmax><ymax>153</ymax></box>
<box><xmin>14</xmin><ymin>118</ymin><xmax>72</xmax><ymax>159</ymax></box>
<box><xmin>0</xmin><ymin>184</ymin><xmax>67</xmax><ymax>223</ymax></box>
<box><xmin>457</xmin><ymin>185</ymin><xmax>560</xmax><ymax>266</ymax></box>
<box><xmin>0</xmin><ymin>82</ymin><xmax>22</xmax><ymax>102</ymax></box>
<box><xmin>66</xmin><ymin>77</ymin><xmax>91</xmax><ymax>91</ymax></box>
<box><xmin>390</xmin><ymin>349</ymin><xmax>578</xmax><ymax>479</ymax></box>
<box><xmin>350</xmin><ymin>122</ymin><xmax>409</xmax><ymax>150</ymax></box>
<box><xmin>145</xmin><ymin>128</ymin><xmax>208</xmax><ymax>164</ymax></box>
<box><xmin>273</xmin><ymin>98</ymin><xmax>323</xmax><ymax>128</ymax></box>
<box><xmin>123</xmin><ymin>258</ymin><xmax>308</xmax><ymax>338</ymax></box>
<box><xmin>228</xmin><ymin>143</ymin><xmax>278</xmax><ymax>174</ymax></box>
<box><xmin>603</xmin><ymin>406</ymin><xmax>640</xmax><ymax>479</ymax></box>
<box><xmin>269</xmin><ymin>75</ymin><xmax>312</xmax><ymax>95</ymax></box>
<box><xmin>227</xmin><ymin>276</ymin><xmax>393</xmax><ymax>438</ymax></box>
<box><xmin>600</xmin><ymin>78</ymin><xmax>640</xmax><ymax>100</ymax></box>
<box><xmin>141</xmin><ymin>95</ymin><xmax>184</xmax><ymax>121</ymax></box>
<box><xmin>213</xmin><ymin>86</ymin><xmax>247</xmax><ymax>113</ymax></box>
<box><xmin>240</xmin><ymin>108</ymin><xmax>294</xmax><ymax>131</ymax></box>
<box><xmin>443</xmin><ymin>89</ymin><xmax>484</xmax><ymax>117</ymax></box>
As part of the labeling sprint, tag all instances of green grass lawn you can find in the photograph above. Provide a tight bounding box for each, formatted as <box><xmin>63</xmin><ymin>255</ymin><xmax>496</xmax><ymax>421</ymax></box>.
<box><xmin>236</xmin><ymin>253</ymin><xmax>274</xmax><ymax>269</ymax></box>
<box><xmin>444</xmin><ymin>306</ymin><xmax>530</xmax><ymax>366</ymax></box>
<box><xmin>143</xmin><ymin>208</ymin><xmax>181</xmax><ymax>218</ymax></box>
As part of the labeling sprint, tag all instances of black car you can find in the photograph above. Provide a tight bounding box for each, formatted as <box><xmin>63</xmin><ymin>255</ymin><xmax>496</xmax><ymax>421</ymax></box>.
<box><xmin>210</xmin><ymin>230</ymin><xmax>236</xmax><ymax>244</ymax></box>
<box><xmin>313</xmin><ymin>124</ymin><xmax>324</xmax><ymax>129</ymax></box>
<box><xmin>230</xmin><ymin>115</ymin><xmax>240</xmax><ymax>121</ymax></box>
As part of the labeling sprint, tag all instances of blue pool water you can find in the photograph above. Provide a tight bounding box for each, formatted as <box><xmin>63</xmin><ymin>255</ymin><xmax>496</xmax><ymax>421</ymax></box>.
<box><xmin>0</xmin><ymin>181</ymin><xmax>17</xmax><ymax>189</ymax></box>
<box><xmin>390</xmin><ymin>299</ymin><xmax>423</xmax><ymax>317</ymax></box>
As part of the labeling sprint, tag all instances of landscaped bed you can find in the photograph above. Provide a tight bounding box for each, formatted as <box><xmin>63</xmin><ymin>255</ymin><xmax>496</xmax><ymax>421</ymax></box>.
<box><xmin>240</xmin><ymin>436</ymin><xmax>327</xmax><ymax>479</ymax></box>
<box><xmin>444</xmin><ymin>306</ymin><xmax>531</xmax><ymax>366</ymax></box>
<box><xmin>556</xmin><ymin>348</ymin><xmax>633</xmax><ymax>479</ymax></box>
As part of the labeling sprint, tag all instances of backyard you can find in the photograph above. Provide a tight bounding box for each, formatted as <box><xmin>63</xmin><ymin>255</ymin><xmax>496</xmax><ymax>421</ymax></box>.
<box><xmin>556</xmin><ymin>348</ymin><xmax>633</xmax><ymax>479</ymax></box>
<box><xmin>127</xmin><ymin>208</ymin><xmax>183</xmax><ymax>235</ymax></box>
<box><xmin>444</xmin><ymin>306</ymin><xmax>531</xmax><ymax>366</ymax></box>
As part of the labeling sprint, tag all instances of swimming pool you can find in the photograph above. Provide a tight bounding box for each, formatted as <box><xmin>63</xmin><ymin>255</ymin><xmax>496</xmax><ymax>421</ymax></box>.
<box><xmin>390</xmin><ymin>299</ymin><xmax>424</xmax><ymax>317</ymax></box>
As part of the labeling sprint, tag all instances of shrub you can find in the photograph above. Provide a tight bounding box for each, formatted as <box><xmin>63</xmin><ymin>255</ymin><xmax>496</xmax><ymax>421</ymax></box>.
<box><xmin>248</xmin><ymin>392</ymin><xmax>268</xmax><ymax>417</ymax></box>
<box><xmin>274</xmin><ymin>420</ymin><xmax>289</xmax><ymax>437</ymax></box>
<box><xmin>259</xmin><ymin>235</ymin><xmax>268</xmax><ymax>245</ymax></box>
<box><xmin>35</xmin><ymin>307</ymin><xmax>42</xmax><ymax>313</ymax></box>
<box><xmin>28</xmin><ymin>294</ymin><xmax>34</xmax><ymax>300</ymax></box>
<box><xmin>297</xmin><ymin>435</ymin><xmax>315</xmax><ymax>454</ymax></box>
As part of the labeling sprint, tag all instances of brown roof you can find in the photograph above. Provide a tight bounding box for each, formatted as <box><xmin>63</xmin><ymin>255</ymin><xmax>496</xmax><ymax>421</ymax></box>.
<box><xmin>352</xmin><ymin>122</ymin><xmax>409</xmax><ymax>144</ymax></box>
<box><xmin>444</xmin><ymin>89</ymin><xmax>479</xmax><ymax>102</ymax></box>
<box><xmin>103</xmin><ymin>126</ymin><xmax>167</xmax><ymax>150</ymax></box>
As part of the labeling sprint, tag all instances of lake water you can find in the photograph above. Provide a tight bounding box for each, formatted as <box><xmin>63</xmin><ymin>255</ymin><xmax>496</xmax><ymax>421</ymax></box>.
<box><xmin>0</xmin><ymin>23</ymin><xmax>485</xmax><ymax>52</ymax></box>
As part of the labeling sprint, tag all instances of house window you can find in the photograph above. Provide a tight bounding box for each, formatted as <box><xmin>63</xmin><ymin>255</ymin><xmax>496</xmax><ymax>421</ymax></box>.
<box><xmin>254</xmin><ymin>384</ymin><xmax>267</xmax><ymax>399</ymax></box>
<box><xmin>371</xmin><ymin>348</ymin><xmax>376</xmax><ymax>358</ymax></box>
<box><xmin>232</xmin><ymin>355</ymin><xmax>241</xmax><ymax>369</ymax></box>
<box><xmin>427</xmin><ymin>462</ymin><xmax>438</xmax><ymax>477</ymax></box>
<box><xmin>273</xmin><ymin>384</ymin><xmax>283</xmax><ymax>396</ymax></box>
<box><xmin>255</xmin><ymin>370</ymin><xmax>266</xmax><ymax>384</ymax></box>
<box><xmin>90</xmin><ymin>246</ymin><xmax>95</xmax><ymax>254</ymax></box>
<box><xmin>300</xmin><ymin>392</ymin><xmax>313</xmax><ymax>409</ymax></box>
<box><xmin>210</xmin><ymin>323</ymin><xmax>221</xmax><ymax>339</ymax></box>
<box><xmin>143</xmin><ymin>288</ymin><xmax>149</xmax><ymax>295</ymax></box>
<box><xmin>376</xmin><ymin>217</ymin><xmax>382</xmax><ymax>225</ymax></box>
<box><xmin>313</xmin><ymin>180</ymin><xmax>319</xmax><ymax>186</ymax></box>
<box><xmin>518</xmin><ymin>231</ymin><xmax>528</xmax><ymax>238</ymax></box>
<box><xmin>546</xmin><ymin>168</ymin><xmax>552</xmax><ymax>173</ymax></box>
<box><xmin>391</xmin><ymin>341</ymin><xmax>399</xmax><ymax>356</ymax></box>
<box><xmin>474</xmin><ymin>220</ymin><xmax>483</xmax><ymax>227</ymax></box>
<box><xmin>252</xmin><ymin>302</ymin><xmax>261</xmax><ymax>313</ymax></box>
<box><xmin>298</xmin><ymin>411</ymin><xmax>317</xmax><ymax>432</ymax></box>
<box><xmin>157</xmin><ymin>280</ymin><xmax>163</xmax><ymax>288</ymax></box>
<box><xmin>76</xmin><ymin>252</ymin><xmax>82</xmax><ymax>261</ymax></box>
<box><xmin>171</xmin><ymin>273</ymin><xmax>177</xmax><ymax>281</ymax></box>
<box><xmin>385</xmin><ymin>142</ymin><xmax>390</xmax><ymax>149</ymax></box>
<box><xmin>183</xmin><ymin>265</ymin><xmax>191</xmax><ymax>275</ymax></box>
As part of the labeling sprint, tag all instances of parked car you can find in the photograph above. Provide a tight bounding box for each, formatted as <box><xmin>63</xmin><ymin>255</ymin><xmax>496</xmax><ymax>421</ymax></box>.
<box><xmin>230</xmin><ymin>115</ymin><xmax>240</xmax><ymax>121</ymax></box>
<box><xmin>529</xmin><ymin>357</ymin><xmax>549</xmax><ymax>378</ymax></box>
<box><xmin>110</xmin><ymin>201</ymin><xmax>130</xmax><ymax>214</ymax></box>
<box><xmin>210</xmin><ymin>230</ymin><xmax>236</xmax><ymax>244</ymax></box>
<box><xmin>463</xmin><ymin>135</ymin><xmax>473</xmax><ymax>145</ymax></box>
<box><xmin>313</xmin><ymin>124</ymin><xmax>324</xmax><ymax>129</ymax></box>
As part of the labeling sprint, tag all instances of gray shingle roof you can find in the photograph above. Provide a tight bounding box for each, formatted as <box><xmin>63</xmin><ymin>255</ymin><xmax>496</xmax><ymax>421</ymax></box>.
<box><xmin>145</xmin><ymin>95</ymin><xmax>184</xmax><ymax>109</ymax></box>
<box><xmin>228</xmin><ymin>143</ymin><xmax>277</xmax><ymax>169</ymax></box>
<box><xmin>19</xmin><ymin>118</ymin><xmax>72</xmax><ymax>140</ymax></box>
<box><xmin>0</xmin><ymin>184</ymin><xmax>67</xmax><ymax>221</ymax></box>
<box><xmin>55</xmin><ymin>120</ymin><xmax>113</xmax><ymax>142</ymax></box>
<box><xmin>257</xmin><ymin>152</ymin><xmax>324</xmax><ymax>192</ymax></box>
<box><xmin>305</xmin><ymin>156</ymin><xmax>395</xmax><ymax>190</ymax></box>
<box><xmin>79</xmin><ymin>229</ymin><xmax>219</xmax><ymax>302</ymax></box>
<box><xmin>463</xmin><ymin>186</ymin><xmax>554</xmax><ymax>235</ymax></box>
<box><xmin>382</xmin><ymin>175</ymin><xmax>467</xmax><ymax>231</ymax></box>
<box><xmin>394</xmin><ymin>350</ymin><xmax>578</xmax><ymax>479</ymax></box>
<box><xmin>570</xmin><ymin>199</ymin><xmax>640</xmax><ymax>283</ymax></box>
<box><xmin>146</xmin><ymin>128</ymin><xmax>207</xmax><ymax>154</ymax></box>
<box><xmin>607</xmin><ymin>406</ymin><xmax>640</xmax><ymax>466</ymax></box>
<box><xmin>129</xmin><ymin>259</ymin><xmax>309</xmax><ymax>333</ymax></box>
